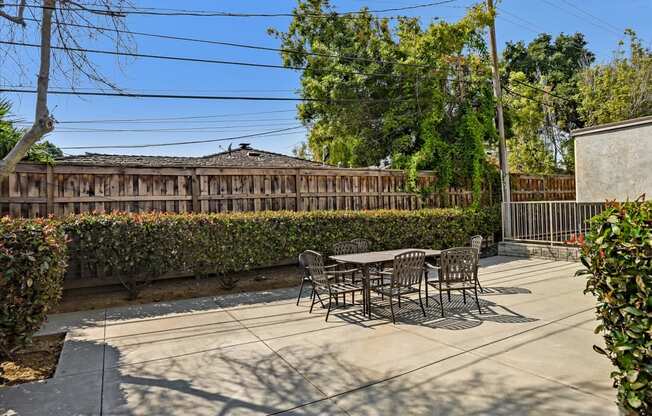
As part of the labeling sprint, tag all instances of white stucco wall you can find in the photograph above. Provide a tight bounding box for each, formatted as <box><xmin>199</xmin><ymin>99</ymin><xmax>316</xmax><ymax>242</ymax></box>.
<box><xmin>574</xmin><ymin>120</ymin><xmax>652</xmax><ymax>202</ymax></box>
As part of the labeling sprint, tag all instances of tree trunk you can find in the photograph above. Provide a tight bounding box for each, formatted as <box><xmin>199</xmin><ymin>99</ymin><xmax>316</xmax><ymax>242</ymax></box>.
<box><xmin>0</xmin><ymin>0</ymin><xmax>55</xmax><ymax>180</ymax></box>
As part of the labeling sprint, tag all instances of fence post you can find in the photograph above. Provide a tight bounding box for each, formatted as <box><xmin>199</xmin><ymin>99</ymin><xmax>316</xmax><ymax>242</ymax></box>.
<box><xmin>191</xmin><ymin>169</ymin><xmax>200</xmax><ymax>213</ymax></box>
<box><xmin>548</xmin><ymin>202</ymin><xmax>554</xmax><ymax>245</ymax></box>
<box><xmin>295</xmin><ymin>168</ymin><xmax>302</xmax><ymax>212</ymax></box>
<box><xmin>46</xmin><ymin>165</ymin><xmax>54</xmax><ymax>215</ymax></box>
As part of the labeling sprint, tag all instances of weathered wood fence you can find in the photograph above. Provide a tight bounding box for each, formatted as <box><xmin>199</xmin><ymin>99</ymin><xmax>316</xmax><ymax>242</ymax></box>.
<box><xmin>510</xmin><ymin>174</ymin><xmax>575</xmax><ymax>201</ymax></box>
<box><xmin>0</xmin><ymin>163</ymin><xmax>575</xmax><ymax>217</ymax></box>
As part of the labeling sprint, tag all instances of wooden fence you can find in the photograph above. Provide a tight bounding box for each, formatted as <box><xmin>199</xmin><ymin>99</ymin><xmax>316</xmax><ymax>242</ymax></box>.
<box><xmin>510</xmin><ymin>174</ymin><xmax>575</xmax><ymax>201</ymax></box>
<box><xmin>0</xmin><ymin>163</ymin><xmax>574</xmax><ymax>217</ymax></box>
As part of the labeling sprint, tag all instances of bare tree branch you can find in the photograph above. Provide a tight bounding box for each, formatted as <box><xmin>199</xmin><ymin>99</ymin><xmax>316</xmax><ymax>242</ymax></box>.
<box><xmin>0</xmin><ymin>0</ymin><xmax>27</xmax><ymax>25</ymax></box>
<box><xmin>1</xmin><ymin>0</ymin><xmax>134</xmax><ymax>178</ymax></box>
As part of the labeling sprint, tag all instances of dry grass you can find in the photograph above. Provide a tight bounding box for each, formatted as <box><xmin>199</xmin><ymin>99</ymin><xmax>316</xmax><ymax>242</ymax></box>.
<box><xmin>0</xmin><ymin>333</ymin><xmax>65</xmax><ymax>387</ymax></box>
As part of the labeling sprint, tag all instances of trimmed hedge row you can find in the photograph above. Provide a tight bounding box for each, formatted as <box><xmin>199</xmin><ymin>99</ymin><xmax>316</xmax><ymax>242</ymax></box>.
<box><xmin>578</xmin><ymin>201</ymin><xmax>652</xmax><ymax>414</ymax></box>
<box><xmin>1</xmin><ymin>207</ymin><xmax>500</xmax><ymax>353</ymax></box>
<box><xmin>64</xmin><ymin>207</ymin><xmax>500</xmax><ymax>291</ymax></box>
<box><xmin>0</xmin><ymin>217</ymin><xmax>68</xmax><ymax>356</ymax></box>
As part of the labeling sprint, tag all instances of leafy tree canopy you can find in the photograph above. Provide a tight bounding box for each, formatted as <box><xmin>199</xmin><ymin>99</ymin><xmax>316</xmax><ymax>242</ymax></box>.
<box><xmin>0</xmin><ymin>100</ymin><xmax>62</xmax><ymax>164</ymax></box>
<box><xmin>502</xmin><ymin>32</ymin><xmax>594</xmax><ymax>173</ymax></box>
<box><xmin>270</xmin><ymin>0</ymin><xmax>497</xmax><ymax>204</ymax></box>
<box><xmin>578</xmin><ymin>30</ymin><xmax>652</xmax><ymax>126</ymax></box>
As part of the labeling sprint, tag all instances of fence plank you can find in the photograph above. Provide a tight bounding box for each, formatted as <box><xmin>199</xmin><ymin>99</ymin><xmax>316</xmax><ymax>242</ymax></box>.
<box><xmin>3</xmin><ymin>163</ymin><xmax>575</xmax><ymax>217</ymax></box>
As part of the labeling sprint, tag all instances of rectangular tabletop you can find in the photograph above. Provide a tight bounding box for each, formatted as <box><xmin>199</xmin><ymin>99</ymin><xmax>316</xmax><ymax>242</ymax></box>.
<box><xmin>330</xmin><ymin>248</ymin><xmax>441</xmax><ymax>265</ymax></box>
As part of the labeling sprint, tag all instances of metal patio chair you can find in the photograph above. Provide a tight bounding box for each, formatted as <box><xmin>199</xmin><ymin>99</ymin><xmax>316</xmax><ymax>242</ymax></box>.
<box><xmin>426</xmin><ymin>247</ymin><xmax>481</xmax><ymax>317</ymax></box>
<box><xmin>300</xmin><ymin>250</ymin><xmax>365</xmax><ymax>321</ymax></box>
<box><xmin>350</xmin><ymin>238</ymin><xmax>371</xmax><ymax>253</ymax></box>
<box><xmin>470</xmin><ymin>235</ymin><xmax>484</xmax><ymax>292</ymax></box>
<box><xmin>371</xmin><ymin>250</ymin><xmax>426</xmax><ymax>324</ymax></box>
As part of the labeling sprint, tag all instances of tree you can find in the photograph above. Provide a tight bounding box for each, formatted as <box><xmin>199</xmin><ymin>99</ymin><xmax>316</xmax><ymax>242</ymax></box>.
<box><xmin>0</xmin><ymin>99</ymin><xmax>62</xmax><ymax>163</ymax></box>
<box><xmin>504</xmin><ymin>73</ymin><xmax>555</xmax><ymax>174</ymax></box>
<box><xmin>503</xmin><ymin>32</ymin><xmax>595</xmax><ymax>172</ymax></box>
<box><xmin>578</xmin><ymin>31</ymin><xmax>652</xmax><ymax>126</ymax></box>
<box><xmin>291</xmin><ymin>142</ymin><xmax>313</xmax><ymax>160</ymax></box>
<box><xmin>0</xmin><ymin>0</ymin><xmax>132</xmax><ymax>178</ymax></box>
<box><xmin>270</xmin><ymin>0</ymin><xmax>497</xmax><ymax>204</ymax></box>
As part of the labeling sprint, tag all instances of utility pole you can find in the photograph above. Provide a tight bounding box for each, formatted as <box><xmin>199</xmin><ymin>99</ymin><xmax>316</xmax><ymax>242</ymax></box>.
<box><xmin>487</xmin><ymin>0</ymin><xmax>511</xmax><ymax>237</ymax></box>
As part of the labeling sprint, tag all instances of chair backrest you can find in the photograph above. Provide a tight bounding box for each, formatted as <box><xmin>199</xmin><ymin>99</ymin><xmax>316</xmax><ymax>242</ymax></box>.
<box><xmin>350</xmin><ymin>238</ymin><xmax>371</xmax><ymax>253</ymax></box>
<box><xmin>440</xmin><ymin>247</ymin><xmax>478</xmax><ymax>285</ymax></box>
<box><xmin>298</xmin><ymin>250</ymin><xmax>330</xmax><ymax>288</ymax></box>
<box><xmin>332</xmin><ymin>241</ymin><xmax>358</xmax><ymax>256</ymax></box>
<box><xmin>391</xmin><ymin>250</ymin><xmax>426</xmax><ymax>288</ymax></box>
<box><xmin>470</xmin><ymin>235</ymin><xmax>483</xmax><ymax>253</ymax></box>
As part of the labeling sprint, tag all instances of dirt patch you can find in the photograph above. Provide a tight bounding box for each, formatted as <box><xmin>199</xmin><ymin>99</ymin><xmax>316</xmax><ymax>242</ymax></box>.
<box><xmin>54</xmin><ymin>264</ymin><xmax>300</xmax><ymax>313</ymax></box>
<box><xmin>0</xmin><ymin>333</ymin><xmax>65</xmax><ymax>387</ymax></box>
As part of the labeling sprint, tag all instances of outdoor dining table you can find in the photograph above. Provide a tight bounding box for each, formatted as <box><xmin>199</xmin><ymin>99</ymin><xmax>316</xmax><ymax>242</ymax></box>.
<box><xmin>330</xmin><ymin>248</ymin><xmax>441</xmax><ymax>319</ymax></box>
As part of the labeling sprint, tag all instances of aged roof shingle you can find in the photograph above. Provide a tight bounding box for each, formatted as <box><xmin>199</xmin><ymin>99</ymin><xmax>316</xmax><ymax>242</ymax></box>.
<box><xmin>55</xmin><ymin>147</ymin><xmax>328</xmax><ymax>168</ymax></box>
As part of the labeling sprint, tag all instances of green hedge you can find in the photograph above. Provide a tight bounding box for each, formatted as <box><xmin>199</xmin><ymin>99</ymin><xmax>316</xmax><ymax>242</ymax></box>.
<box><xmin>578</xmin><ymin>201</ymin><xmax>652</xmax><ymax>414</ymax></box>
<box><xmin>0</xmin><ymin>217</ymin><xmax>68</xmax><ymax>356</ymax></box>
<box><xmin>63</xmin><ymin>207</ymin><xmax>500</xmax><ymax>294</ymax></box>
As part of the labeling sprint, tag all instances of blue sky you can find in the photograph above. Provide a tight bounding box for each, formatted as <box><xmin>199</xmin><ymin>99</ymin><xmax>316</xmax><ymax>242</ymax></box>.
<box><xmin>3</xmin><ymin>0</ymin><xmax>651</xmax><ymax>157</ymax></box>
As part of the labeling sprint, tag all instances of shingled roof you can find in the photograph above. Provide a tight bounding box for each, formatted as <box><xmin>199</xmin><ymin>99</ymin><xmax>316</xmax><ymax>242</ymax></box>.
<box><xmin>56</xmin><ymin>145</ymin><xmax>327</xmax><ymax>168</ymax></box>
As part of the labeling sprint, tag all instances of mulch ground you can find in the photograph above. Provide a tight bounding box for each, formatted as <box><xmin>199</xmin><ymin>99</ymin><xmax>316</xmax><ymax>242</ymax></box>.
<box><xmin>54</xmin><ymin>264</ymin><xmax>300</xmax><ymax>313</ymax></box>
<box><xmin>0</xmin><ymin>333</ymin><xmax>65</xmax><ymax>387</ymax></box>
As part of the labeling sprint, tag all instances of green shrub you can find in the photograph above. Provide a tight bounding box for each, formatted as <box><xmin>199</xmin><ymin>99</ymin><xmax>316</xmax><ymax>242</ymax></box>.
<box><xmin>0</xmin><ymin>217</ymin><xmax>68</xmax><ymax>356</ymax></box>
<box><xmin>578</xmin><ymin>201</ymin><xmax>652</xmax><ymax>414</ymax></box>
<box><xmin>63</xmin><ymin>207</ymin><xmax>500</xmax><ymax>297</ymax></box>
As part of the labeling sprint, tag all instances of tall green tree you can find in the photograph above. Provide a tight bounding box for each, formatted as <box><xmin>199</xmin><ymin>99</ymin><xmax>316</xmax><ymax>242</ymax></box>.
<box><xmin>578</xmin><ymin>31</ymin><xmax>652</xmax><ymax>126</ymax></box>
<box><xmin>503</xmin><ymin>33</ymin><xmax>595</xmax><ymax>172</ymax></box>
<box><xmin>270</xmin><ymin>0</ymin><xmax>497</xmax><ymax>204</ymax></box>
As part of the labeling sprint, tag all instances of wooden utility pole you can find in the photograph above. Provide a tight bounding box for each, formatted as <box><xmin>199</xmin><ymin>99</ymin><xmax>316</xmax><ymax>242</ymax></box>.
<box><xmin>487</xmin><ymin>0</ymin><xmax>511</xmax><ymax>237</ymax></box>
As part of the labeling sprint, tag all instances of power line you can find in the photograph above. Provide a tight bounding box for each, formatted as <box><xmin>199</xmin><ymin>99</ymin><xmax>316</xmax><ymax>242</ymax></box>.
<box><xmin>21</xmin><ymin>17</ymin><xmax>431</xmax><ymax>70</ymax></box>
<box><xmin>0</xmin><ymin>88</ymin><xmax>423</xmax><ymax>103</ymax></box>
<box><xmin>509</xmin><ymin>78</ymin><xmax>573</xmax><ymax>102</ymax></box>
<box><xmin>41</xmin><ymin>109</ymin><xmax>299</xmax><ymax>124</ymax></box>
<box><xmin>32</xmin><ymin>122</ymin><xmax>303</xmax><ymax>133</ymax></box>
<box><xmin>1</xmin><ymin>40</ymin><xmax>408</xmax><ymax>79</ymax></box>
<box><xmin>9</xmin><ymin>1</ymin><xmax>456</xmax><ymax>18</ymax></box>
<box><xmin>557</xmin><ymin>0</ymin><xmax>624</xmax><ymax>34</ymax></box>
<box><xmin>59</xmin><ymin>126</ymin><xmax>306</xmax><ymax>150</ymax></box>
<box><xmin>540</xmin><ymin>0</ymin><xmax>623</xmax><ymax>37</ymax></box>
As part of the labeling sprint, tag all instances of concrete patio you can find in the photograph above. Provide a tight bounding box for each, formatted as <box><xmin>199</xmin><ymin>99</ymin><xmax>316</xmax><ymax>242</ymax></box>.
<box><xmin>1</xmin><ymin>256</ymin><xmax>618</xmax><ymax>415</ymax></box>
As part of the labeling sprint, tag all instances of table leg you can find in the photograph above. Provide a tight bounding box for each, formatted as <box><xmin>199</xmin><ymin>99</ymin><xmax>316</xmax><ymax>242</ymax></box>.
<box><xmin>363</xmin><ymin>264</ymin><xmax>371</xmax><ymax>319</ymax></box>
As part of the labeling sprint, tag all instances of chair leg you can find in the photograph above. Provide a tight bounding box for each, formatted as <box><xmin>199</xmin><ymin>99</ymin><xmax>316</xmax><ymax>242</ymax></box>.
<box><xmin>477</xmin><ymin>277</ymin><xmax>484</xmax><ymax>293</ymax></box>
<box><xmin>325</xmin><ymin>296</ymin><xmax>333</xmax><ymax>322</ymax></box>
<box><xmin>309</xmin><ymin>291</ymin><xmax>317</xmax><ymax>314</ymax></box>
<box><xmin>447</xmin><ymin>290</ymin><xmax>451</xmax><ymax>302</ymax></box>
<box><xmin>463</xmin><ymin>289</ymin><xmax>467</xmax><ymax>304</ymax></box>
<box><xmin>474</xmin><ymin>284</ymin><xmax>482</xmax><ymax>314</ymax></box>
<box><xmin>418</xmin><ymin>289</ymin><xmax>426</xmax><ymax>317</ymax></box>
<box><xmin>425</xmin><ymin>282</ymin><xmax>429</xmax><ymax>307</ymax></box>
<box><xmin>439</xmin><ymin>289</ymin><xmax>444</xmax><ymax>317</ymax></box>
<box><xmin>389</xmin><ymin>294</ymin><xmax>396</xmax><ymax>324</ymax></box>
<box><xmin>398</xmin><ymin>294</ymin><xmax>401</xmax><ymax>308</ymax></box>
<box><xmin>314</xmin><ymin>289</ymin><xmax>326</xmax><ymax>308</ymax></box>
<box><xmin>296</xmin><ymin>279</ymin><xmax>306</xmax><ymax>306</ymax></box>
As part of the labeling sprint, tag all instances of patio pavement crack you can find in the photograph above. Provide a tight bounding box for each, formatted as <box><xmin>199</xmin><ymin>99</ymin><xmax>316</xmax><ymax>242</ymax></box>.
<box><xmin>99</xmin><ymin>308</ymin><xmax>108</xmax><ymax>416</ymax></box>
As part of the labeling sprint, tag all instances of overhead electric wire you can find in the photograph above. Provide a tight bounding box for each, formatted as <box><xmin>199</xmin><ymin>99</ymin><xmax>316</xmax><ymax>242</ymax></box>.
<box><xmin>20</xmin><ymin>17</ymin><xmax>432</xmax><ymax>70</ymax></box>
<box><xmin>509</xmin><ymin>78</ymin><xmax>573</xmax><ymax>102</ymax></box>
<box><xmin>33</xmin><ymin>122</ymin><xmax>303</xmax><ymax>133</ymax></box>
<box><xmin>41</xmin><ymin>109</ymin><xmax>299</xmax><ymax>124</ymax></box>
<box><xmin>540</xmin><ymin>0</ymin><xmax>624</xmax><ymax>37</ymax></box>
<box><xmin>58</xmin><ymin>126</ymin><xmax>306</xmax><ymax>150</ymax></box>
<box><xmin>0</xmin><ymin>87</ymin><xmax>425</xmax><ymax>103</ymax></box>
<box><xmin>8</xmin><ymin>1</ymin><xmax>456</xmax><ymax>18</ymax></box>
<box><xmin>0</xmin><ymin>40</ymin><xmax>409</xmax><ymax>79</ymax></box>
<box><xmin>557</xmin><ymin>0</ymin><xmax>624</xmax><ymax>34</ymax></box>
